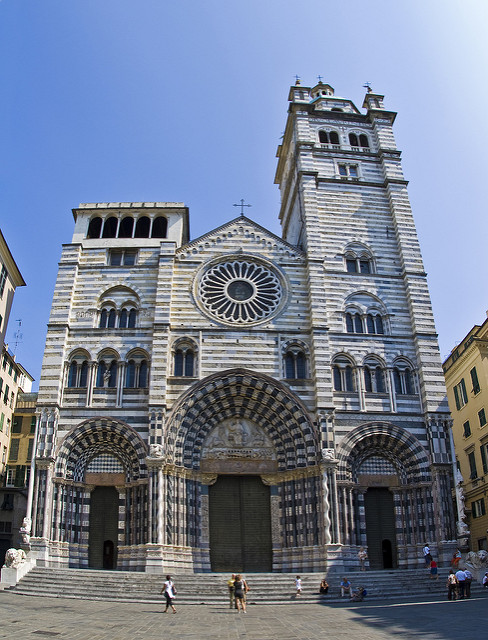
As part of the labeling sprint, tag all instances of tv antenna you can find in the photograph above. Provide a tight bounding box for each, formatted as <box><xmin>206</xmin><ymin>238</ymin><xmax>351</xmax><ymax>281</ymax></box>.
<box><xmin>13</xmin><ymin>319</ymin><xmax>23</xmax><ymax>354</ymax></box>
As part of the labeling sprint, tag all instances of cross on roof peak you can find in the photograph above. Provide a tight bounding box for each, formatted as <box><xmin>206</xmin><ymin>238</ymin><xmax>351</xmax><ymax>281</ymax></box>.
<box><xmin>233</xmin><ymin>199</ymin><xmax>252</xmax><ymax>216</ymax></box>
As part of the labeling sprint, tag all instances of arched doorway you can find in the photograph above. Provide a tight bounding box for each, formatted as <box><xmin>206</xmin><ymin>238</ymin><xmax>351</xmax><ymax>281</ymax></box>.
<box><xmin>165</xmin><ymin>369</ymin><xmax>319</xmax><ymax>573</ymax></box>
<box><xmin>209</xmin><ymin>475</ymin><xmax>272</xmax><ymax>572</ymax></box>
<box><xmin>89</xmin><ymin>486</ymin><xmax>119</xmax><ymax>569</ymax></box>
<box><xmin>337</xmin><ymin>422</ymin><xmax>435</xmax><ymax>570</ymax></box>
<box><xmin>54</xmin><ymin>418</ymin><xmax>148</xmax><ymax>570</ymax></box>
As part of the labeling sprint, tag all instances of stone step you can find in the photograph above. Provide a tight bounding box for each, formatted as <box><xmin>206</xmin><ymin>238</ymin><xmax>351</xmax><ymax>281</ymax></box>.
<box><xmin>10</xmin><ymin>567</ymin><xmax>486</xmax><ymax>604</ymax></box>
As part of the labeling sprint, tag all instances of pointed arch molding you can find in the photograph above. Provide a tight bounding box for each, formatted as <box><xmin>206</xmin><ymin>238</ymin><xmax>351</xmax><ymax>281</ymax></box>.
<box><xmin>56</xmin><ymin>417</ymin><xmax>148</xmax><ymax>482</ymax></box>
<box><xmin>336</xmin><ymin>422</ymin><xmax>431</xmax><ymax>484</ymax></box>
<box><xmin>166</xmin><ymin>368</ymin><xmax>318</xmax><ymax>470</ymax></box>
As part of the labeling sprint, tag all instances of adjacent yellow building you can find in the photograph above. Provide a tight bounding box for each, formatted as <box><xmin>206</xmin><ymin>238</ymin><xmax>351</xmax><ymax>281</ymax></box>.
<box><xmin>443</xmin><ymin>316</ymin><xmax>488</xmax><ymax>551</ymax></box>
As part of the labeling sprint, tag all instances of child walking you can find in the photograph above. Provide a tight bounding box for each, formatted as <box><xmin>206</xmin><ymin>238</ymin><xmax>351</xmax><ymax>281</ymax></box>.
<box><xmin>295</xmin><ymin>575</ymin><xmax>302</xmax><ymax>596</ymax></box>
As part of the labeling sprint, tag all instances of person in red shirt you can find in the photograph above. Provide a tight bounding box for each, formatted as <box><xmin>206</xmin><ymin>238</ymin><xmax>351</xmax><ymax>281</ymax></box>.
<box><xmin>429</xmin><ymin>559</ymin><xmax>438</xmax><ymax>580</ymax></box>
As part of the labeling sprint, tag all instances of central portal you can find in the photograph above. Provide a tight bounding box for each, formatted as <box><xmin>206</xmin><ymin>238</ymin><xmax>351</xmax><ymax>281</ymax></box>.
<box><xmin>209</xmin><ymin>475</ymin><xmax>272</xmax><ymax>572</ymax></box>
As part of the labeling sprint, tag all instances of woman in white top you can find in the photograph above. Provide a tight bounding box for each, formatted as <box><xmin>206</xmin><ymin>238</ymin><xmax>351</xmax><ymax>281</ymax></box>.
<box><xmin>161</xmin><ymin>574</ymin><xmax>177</xmax><ymax>613</ymax></box>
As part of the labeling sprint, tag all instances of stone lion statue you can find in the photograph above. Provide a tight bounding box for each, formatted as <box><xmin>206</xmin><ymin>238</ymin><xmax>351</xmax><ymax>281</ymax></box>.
<box><xmin>322</xmin><ymin>448</ymin><xmax>336</xmax><ymax>462</ymax></box>
<box><xmin>149</xmin><ymin>443</ymin><xmax>164</xmax><ymax>458</ymax></box>
<box><xmin>3</xmin><ymin>548</ymin><xmax>26</xmax><ymax>568</ymax></box>
<box><xmin>466</xmin><ymin>549</ymin><xmax>488</xmax><ymax>569</ymax></box>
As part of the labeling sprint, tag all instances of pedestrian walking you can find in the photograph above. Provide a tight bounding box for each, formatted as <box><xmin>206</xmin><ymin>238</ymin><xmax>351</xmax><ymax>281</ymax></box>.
<box><xmin>423</xmin><ymin>544</ymin><xmax>431</xmax><ymax>567</ymax></box>
<box><xmin>227</xmin><ymin>574</ymin><xmax>236</xmax><ymax>609</ymax></box>
<box><xmin>446</xmin><ymin>570</ymin><xmax>458</xmax><ymax>600</ymax></box>
<box><xmin>429</xmin><ymin>559</ymin><xmax>438</xmax><ymax>579</ymax></box>
<box><xmin>234</xmin><ymin>574</ymin><xmax>247</xmax><ymax>613</ymax></box>
<box><xmin>161</xmin><ymin>574</ymin><xmax>177</xmax><ymax>613</ymax></box>
<box><xmin>451</xmin><ymin>548</ymin><xmax>461</xmax><ymax>570</ymax></box>
<box><xmin>295</xmin><ymin>575</ymin><xmax>302</xmax><ymax>596</ymax></box>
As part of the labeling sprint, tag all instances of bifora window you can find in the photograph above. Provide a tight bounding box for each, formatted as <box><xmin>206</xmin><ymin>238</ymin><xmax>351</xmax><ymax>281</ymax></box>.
<box><xmin>198</xmin><ymin>260</ymin><xmax>283</xmax><ymax>324</ymax></box>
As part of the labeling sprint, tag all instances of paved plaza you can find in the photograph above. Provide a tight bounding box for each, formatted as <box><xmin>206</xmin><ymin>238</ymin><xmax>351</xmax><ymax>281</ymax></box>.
<box><xmin>0</xmin><ymin>591</ymin><xmax>487</xmax><ymax>640</ymax></box>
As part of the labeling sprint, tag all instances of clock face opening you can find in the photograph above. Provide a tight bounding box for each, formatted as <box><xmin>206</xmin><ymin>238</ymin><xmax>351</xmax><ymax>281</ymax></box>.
<box><xmin>198</xmin><ymin>260</ymin><xmax>283</xmax><ymax>325</ymax></box>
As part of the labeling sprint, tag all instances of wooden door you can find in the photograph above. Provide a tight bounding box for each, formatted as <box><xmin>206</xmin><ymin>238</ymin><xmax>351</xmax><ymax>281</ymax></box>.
<box><xmin>209</xmin><ymin>476</ymin><xmax>272</xmax><ymax>572</ymax></box>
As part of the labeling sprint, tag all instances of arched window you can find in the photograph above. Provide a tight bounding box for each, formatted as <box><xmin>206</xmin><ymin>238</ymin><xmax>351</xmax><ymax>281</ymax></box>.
<box><xmin>139</xmin><ymin>360</ymin><xmax>148</xmax><ymax>387</ymax></box>
<box><xmin>332</xmin><ymin>356</ymin><xmax>356</xmax><ymax>392</ymax></box>
<box><xmin>173</xmin><ymin>343</ymin><xmax>196</xmax><ymax>377</ymax></box>
<box><xmin>96</xmin><ymin>359</ymin><xmax>117</xmax><ymax>387</ymax></box>
<box><xmin>87</xmin><ymin>217</ymin><xmax>102</xmax><ymax>239</ymax></box>
<box><xmin>118</xmin><ymin>307</ymin><xmax>136</xmax><ymax>329</ymax></box>
<box><xmin>102</xmin><ymin>217</ymin><xmax>118</xmax><ymax>238</ymax></box>
<box><xmin>345</xmin><ymin>252</ymin><xmax>373</xmax><ymax>274</ymax></box>
<box><xmin>125</xmin><ymin>353</ymin><xmax>149</xmax><ymax>388</ymax></box>
<box><xmin>125</xmin><ymin>360</ymin><xmax>136</xmax><ymax>387</ymax></box>
<box><xmin>345</xmin><ymin>312</ymin><xmax>363</xmax><ymax>334</ymax></box>
<box><xmin>349</xmin><ymin>133</ymin><xmax>359</xmax><ymax>147</ymax></box>
<box><xmin>319</xmin><ymin>130</ymin><xmax>340</xmax><ymax>146</ymax></box>
<box><xmin>359</xmin><ymin>134</ymin><xmax>369</xmax><ymax>148</ymax></box>
<box><xmin>67</xmin><ymin>359</ymin><xmax>88</xmax><ymax>388</ymax></box>
<box><xmin>68</xmin><ymin>361</ymin><xmax>78</xmax><ymax>387</ymax></box>
<box><xmin>366</xmin><ymin>313</ymin><xmax>384</xmax><ymax>335</ymax></box>
<box><xmin>99</xmin><ymin>308</ymin><xmax>108</xmax><ymax>328</ymax></box>
<box><xmin>284</xmin><ymin>350</ymin><xmax>306</xmax><ymax>379</ymax></box>
<box><xmin>119</xmin><ymin>308</ymin><xmax>128</xmax><ymax>328</ymax></box>
<box><xmin>107</xmin><ymin>309</ymin><xmax>116</xmax><ymax>328</ymax></box>
<box><xmin>151</xmin><ymin>216</ymin><xmax>168</xmax><ymax>238</ymax></box>
<box><xmin>134</xmin><ymin>216</ymin><xmax>150</xmax><ymax>238</ymax></box>
<box><xmin>119</xmin><ymin>217</ymin><xmax>134</xmax><ymax>238</ymax></box>
<box><xmin>364</xmin><ymin>360</ymin><xmax>386</xmax><ymax>393</ymax></box>
<box><xmin>349</xmin><ymin>133</ymin><xmax>370</xmax><ymax>149</ymax></box>
<box><xmin>393</xmin><ymin>364</ymin><xmax>414</xmax><ymax>395</ymax></box>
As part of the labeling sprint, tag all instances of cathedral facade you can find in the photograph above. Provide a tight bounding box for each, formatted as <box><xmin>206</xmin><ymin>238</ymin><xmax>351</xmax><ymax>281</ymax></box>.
<box><xmin>29</xmin><ymin>82</ymin><xmax>456</xmax><ymax>573</ymax></box>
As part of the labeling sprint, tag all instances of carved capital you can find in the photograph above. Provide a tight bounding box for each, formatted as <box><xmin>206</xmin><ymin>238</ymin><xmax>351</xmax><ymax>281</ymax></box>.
<box><xmin>200</xmin><ymin>473</ymin><xmax>218</xmax><ymax>486</ymax></box>
<box><xmin>261</xmin><ymin>473</ymin><xmax>281</xmax><ymax>486</ymax></box>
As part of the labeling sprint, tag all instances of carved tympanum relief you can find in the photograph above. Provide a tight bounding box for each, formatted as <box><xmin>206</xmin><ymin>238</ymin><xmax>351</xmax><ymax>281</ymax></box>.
<box><xmin>202</xmin><ymin>418</ymin><xmax>276</xmax><ymax>461</ymax></box>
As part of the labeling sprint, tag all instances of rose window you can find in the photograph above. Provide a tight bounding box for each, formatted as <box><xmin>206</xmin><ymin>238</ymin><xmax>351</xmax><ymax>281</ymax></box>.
<box><xmin>198</xmin><ymin>260</ymin><xmax>283</xmax><ymax>324</ymax></box>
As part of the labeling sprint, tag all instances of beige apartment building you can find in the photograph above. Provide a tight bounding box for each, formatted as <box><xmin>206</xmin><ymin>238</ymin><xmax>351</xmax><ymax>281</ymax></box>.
<box><xmin>0</xmin><ymin>229</ymin><xmax>26</xmax><ymax>347</ymax></box>
<box><xmin>443</xmin><ymin>316</ymin><xmax>488</xmax><ymax>551</ymax></box>
<box><xmin>0</xmin><ymin>392</ymin><xmax>37</xmax><ymax>558</ymax></box>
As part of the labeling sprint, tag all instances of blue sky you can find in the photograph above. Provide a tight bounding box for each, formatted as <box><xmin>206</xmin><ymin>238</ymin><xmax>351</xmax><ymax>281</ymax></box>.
<box><xmin>1</xmin><ymin>0</ymin><xmax>487</xmax><ymax>388</ymax></box>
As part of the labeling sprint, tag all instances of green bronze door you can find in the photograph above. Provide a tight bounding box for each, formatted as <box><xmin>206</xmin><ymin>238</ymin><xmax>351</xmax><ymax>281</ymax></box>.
<box><xmin>209</xmin><ymin>475</ymin><xmax>272</xmax><ymax>572</ymax></box>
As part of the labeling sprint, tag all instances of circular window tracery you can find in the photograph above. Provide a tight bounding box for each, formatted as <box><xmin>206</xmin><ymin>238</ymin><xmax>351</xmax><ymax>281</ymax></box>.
<box><xmin>199</xmin><ymin>260</ymin><xmax>283</xmax><ymax>324</ymax></box>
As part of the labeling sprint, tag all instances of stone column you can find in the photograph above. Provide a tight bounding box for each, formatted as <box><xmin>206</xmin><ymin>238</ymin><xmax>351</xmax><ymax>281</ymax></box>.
<box><xmin>199</xmin><ymin>474</ymin><xmax>217</xmax><ymax>560</ymax></box>
<box><xmin>388</xmin><ymin>368</ymin><xmax>397</xmax><ymax>412</ymax></box>
<box><xmin>320</xmin><ymin>448</ymin><xmax>339</xmax><ymax>546</ymax></box>
<box><xmin>358</xmin><ymin>366</ymin><xmax>366</xmax><ymax>411</ymax></box>
<box><xmin>38</xmin><ymin>459</ymin><xmax>55</xmax><ymax>540</ymax></box>
<box><xmin>53</xmin><ymin>480</ymin><xmax>63</xmax><ymax>541</ymax></box>
<box><xmin>116</xmin><ymin>361</ymin><xmax>125</xmax><ymax>407</ymax></box>
<box><xmin>86</xmin><ymin>361</ymin><xmax>97</xmax><ymax>407</ymax></box>
<box><xmin>146</xmin><ymin>449</ymin><xmax>166</xmax><ymax>545</ymax></box>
